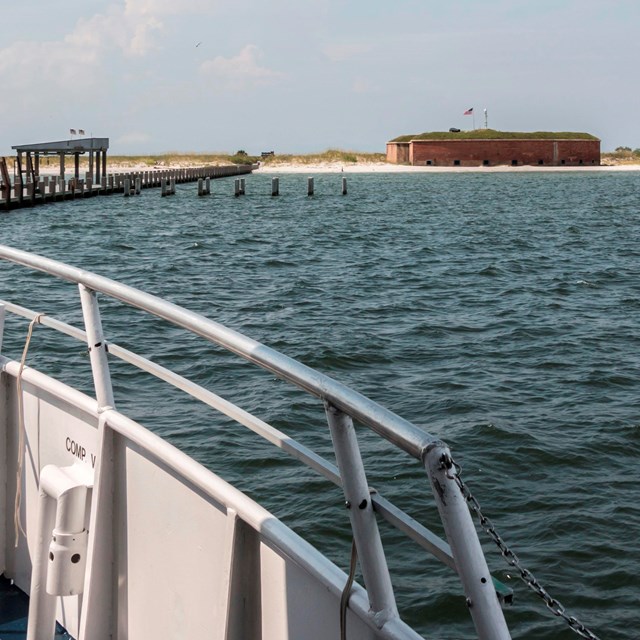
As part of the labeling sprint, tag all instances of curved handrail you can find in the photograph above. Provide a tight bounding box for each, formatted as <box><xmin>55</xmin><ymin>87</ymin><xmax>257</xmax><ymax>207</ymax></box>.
<box><xmin>0</xmin><ymin>244</ymin><xmax>435</xmax><ymax>459</ymax></box>
<box><xmin>1</xmin><ymin>297</ymin><xmax>515</xmax><ymax>604</ymax></box>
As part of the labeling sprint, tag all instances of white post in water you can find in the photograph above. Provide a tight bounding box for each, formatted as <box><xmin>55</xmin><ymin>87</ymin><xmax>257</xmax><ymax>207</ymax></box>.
<box><xmin>424</xmin><ymin>442</ymin><xmax>511</xmax><ymax>640</ymax></box>
<box><xmin>161</xmin><ymin>180</ymin><xmax>168</xmax><ymax>197</ymax></box>
<box><xmin>342</xmin><ymin>177</ymin><xmax>347</xmax><ymax>195</ymax></box>
<box><xmin>324</xmin><ymin>402</ymin><xmax>398</xmax><ymax>623</ymax></box>
<box><xmin>205</xmin><ymin>177</ymin><xmax>210</xmax><ymax>195</ymax></box>
<box><xmin>135</xmin><ymin>177</ymin><xmax>141</xmax><ymax>195</ymax></box>
<box><xmin>239</xmin><ymin>177</ymin><xmax>246</xmax><ymax>195</ymax></box>
<box><xmin>198</xmin><ymin>178</ymin><xmax>204</xmax><ymax>196</ymax></box>
<box><xmin>123</xmin><ymin>178</ymin><xmax>130</xmax><ymax>197</ymax></box>
<box><xmin>307</xmin><ymin>177</ymin><xmax>314</xmax><ymax>196</ymax></box>
<box><xmin>234</xmin><ymin>178</ymin><xmax>240</xmax><ymax>197</ymax></box>
<box><xmin>271</xmin><ymin>177</ymin><xmax>279</xmax><ymax>196</ymax></box>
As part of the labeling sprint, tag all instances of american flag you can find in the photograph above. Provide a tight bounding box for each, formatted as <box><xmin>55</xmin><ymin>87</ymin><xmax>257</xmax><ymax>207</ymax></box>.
<box><xmin>78</xmin><ymin>129</ymin><xmax>85</xmax><ymax>135</ymax></box>
<box><xmin>69</xmin><ymin>128</ymin><xmax>76</xmax><ymax>135</ymax></box>
<box><xmin>463</xmin><ymin>108</ymin><xmax>473</xmax><ymax>115</ymax></box>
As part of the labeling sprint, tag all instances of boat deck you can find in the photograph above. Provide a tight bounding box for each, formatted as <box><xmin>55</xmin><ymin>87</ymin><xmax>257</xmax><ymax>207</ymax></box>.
<box><xmin>0</xmin><ymin>575</ymin><xmax>72</xmax><ymax>640</ymax></box>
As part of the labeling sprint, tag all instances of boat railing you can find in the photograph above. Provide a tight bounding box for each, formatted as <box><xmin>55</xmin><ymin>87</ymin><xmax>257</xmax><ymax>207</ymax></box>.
<box><xmin>0</xmin><ymin>244</ymin><xmax>512</xmax><ymax>639</ymax></box>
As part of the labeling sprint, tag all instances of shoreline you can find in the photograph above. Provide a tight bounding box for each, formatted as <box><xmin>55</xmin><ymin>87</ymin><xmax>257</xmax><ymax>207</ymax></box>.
<box><xmin>254</xmin><ymin>162</ymin><xmax>640</xmax><ymax>174</ymax></box>
<box><xmin>30</xmin><ymin>161</ymin><xmax>640</xmax><ymax>176</ymax></box>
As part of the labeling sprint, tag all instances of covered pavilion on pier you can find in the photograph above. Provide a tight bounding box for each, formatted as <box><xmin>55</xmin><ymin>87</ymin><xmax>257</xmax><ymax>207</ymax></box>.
<box><xmin>11</xmin><ymin>137</ymin><xmax>109</xmax><ymax>183</ymax></box>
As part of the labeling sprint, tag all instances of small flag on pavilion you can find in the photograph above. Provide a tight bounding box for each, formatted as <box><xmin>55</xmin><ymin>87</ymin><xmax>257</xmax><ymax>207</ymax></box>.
<box><xmin>78</xmin><ymin>129</ymin><xmax>85</xmax><ymax>135</ymax></box>
<box><xmin>463</xmin><ymin>108</ymin><xmax>473</xmax><ymax>115</ymax></box>
<box><xmin>70</xmin><ymin>128</ymin><xmax>76</xmax><ymax>135</ymax></box>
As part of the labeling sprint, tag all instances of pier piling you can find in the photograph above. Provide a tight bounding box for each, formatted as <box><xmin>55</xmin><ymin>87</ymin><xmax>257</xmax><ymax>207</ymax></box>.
<box><xmin>272</xmin><ymin>177</ymin><xmax>279</xmax><ymax>197</ymax></box>
<box><xmin>307</xmin><ymin>177</ymin><xmax>314</xmax><ymax>196</ymax></box>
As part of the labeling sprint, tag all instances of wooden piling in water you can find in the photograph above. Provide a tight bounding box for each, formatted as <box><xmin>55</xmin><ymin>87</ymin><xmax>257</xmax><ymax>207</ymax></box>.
<box><xmin>342</xmin><ymin>177</ymin><xmax>347</xmax><ymax>195</ymax></box>
<box><xmin>308</xmin><ymin>177</ymin><xmax>314</xmax><ymax>196</ymax></box>
<box><xmin>272</xmin><ymin>177</ymin><xmax>279</xmax><ymax>197</ymax></box>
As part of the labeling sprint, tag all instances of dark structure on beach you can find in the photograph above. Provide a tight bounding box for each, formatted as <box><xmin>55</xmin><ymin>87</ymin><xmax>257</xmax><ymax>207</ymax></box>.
<box><xmin>386</xmin><ymin>130</ymin><xmax>600</xmax><ymax>167</ymax></box>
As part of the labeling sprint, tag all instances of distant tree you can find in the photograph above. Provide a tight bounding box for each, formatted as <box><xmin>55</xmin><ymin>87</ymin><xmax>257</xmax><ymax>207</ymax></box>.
<box><xmin>615</xmin><ymin>146</ymin><xmax>632</xmax><ymax>153</ymax></box>
<box><xmin>236</xmin><ymin>149</ymin><xmax>247</xmax><ymax>156</ymax></box>
<box><xmin>633</xmin><ymin>148</ymin><xmax>640</xmax><ymax>156</ymax></box>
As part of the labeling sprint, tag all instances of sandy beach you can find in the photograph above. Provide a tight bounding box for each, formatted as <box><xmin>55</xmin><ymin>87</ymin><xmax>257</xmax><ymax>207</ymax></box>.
<box><xmin>254</xmin><ymin>162</ymin><xmax>640</xmax><ymax>174</ymax></box>
<box><xmin>30</xmin><ymin>160</ymin><xmax>640</xmax><ymax>176</ymax></box>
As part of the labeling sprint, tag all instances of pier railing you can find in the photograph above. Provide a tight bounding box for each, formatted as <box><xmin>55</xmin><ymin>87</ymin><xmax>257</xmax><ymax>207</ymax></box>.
<box><xmin>0</xmin><ymin>245</ymin><xmax>512</xmax><ymax>640</ymax></box>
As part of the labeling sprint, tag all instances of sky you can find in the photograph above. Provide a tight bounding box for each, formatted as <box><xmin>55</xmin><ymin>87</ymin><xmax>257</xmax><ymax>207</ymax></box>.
<box><xmin>0</xmin><ymin>0</ymin><xmax>638</xmax><ymax>155</ymax></box>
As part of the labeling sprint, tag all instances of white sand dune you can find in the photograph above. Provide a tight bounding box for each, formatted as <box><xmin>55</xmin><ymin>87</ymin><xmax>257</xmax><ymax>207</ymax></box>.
<box><xmin>255</xmin><ymin>162</ymin><xmax>640</xmax><ymax>174</ymax></box>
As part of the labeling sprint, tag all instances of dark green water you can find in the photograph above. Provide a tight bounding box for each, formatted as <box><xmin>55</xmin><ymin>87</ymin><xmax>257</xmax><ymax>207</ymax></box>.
<box><xmin>1</xmin><ymin>171</ymin><xmax>638</xmax><ymax>639</ymax></box>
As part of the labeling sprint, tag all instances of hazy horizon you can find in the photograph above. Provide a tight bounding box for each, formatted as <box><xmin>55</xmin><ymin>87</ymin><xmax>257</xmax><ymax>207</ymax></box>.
<box><xmin>1</xmin><ymin>1</ymin><xmax>638</xmax><ymax>156</ymax></box>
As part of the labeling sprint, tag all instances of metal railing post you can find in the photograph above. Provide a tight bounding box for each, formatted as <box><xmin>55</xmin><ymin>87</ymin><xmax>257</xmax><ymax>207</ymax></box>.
<box><xmin>0</xmin><ymin>302</ymin><xmax>4</xmax><ymax>354</ymax></box>
<box><xmin>424</xmin><ymin>441</ymin><xmax>511</xmax><ymax>640</ymax></box>
<box><xmin>324</xmin><ymin>401</ymin><xmax>398</xmax><ymax>626</ymax></box>
<box><xmin>78</xmin><ymin>284</ymin><xmax>115</xmax><ymax>410</ymax></box>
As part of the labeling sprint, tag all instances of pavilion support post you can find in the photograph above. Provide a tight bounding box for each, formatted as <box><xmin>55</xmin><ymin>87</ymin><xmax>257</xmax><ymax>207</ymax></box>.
<box><xmin>35</xmin><ymin>153</ymin><xmax>40</xmax><ymax>178</ymax></box>
<box><xmin>102</xmin><ymin>151</ymin><xmax>107</xmax><ymax>178</ymax></box>
<box><xmin>89</xmin><ymin>151</ymin><xmax>94</xmax><ymax>182</ymax></box>
<box><xmin>59</xmin><ymin>152</ymin><xmax>65</xmax><ymax>179</ymax></box>
<box><xmin>16</xmin><ymin>154</ymin><xmax>23</xmax><ymax>195</ymax></box>
<box><xmin>95</xmin><ymin>152</ymin><xmax>101</xmax><ymax>183</ymax></box>
<box><xmin>26</xmin><ymin>152</ymin><xmax>34</xmax><ymax>184</ymax></box>
<box><xmin>74</xmin><ymin>153</ymin><xmax>80</xmax><ymax>180</ymax></box>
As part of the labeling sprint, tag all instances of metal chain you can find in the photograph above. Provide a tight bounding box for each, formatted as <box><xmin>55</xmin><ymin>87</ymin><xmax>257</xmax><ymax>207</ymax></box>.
<box><xmin>441</xmin><ymin>454</ymin><xmax>602</xmax><ymax>640</ymax></box>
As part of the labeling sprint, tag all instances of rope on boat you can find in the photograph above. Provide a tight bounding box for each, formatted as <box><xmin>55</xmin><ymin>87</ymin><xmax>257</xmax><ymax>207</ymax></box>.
<box><xmin>14</xmin><ymin>313</ymin><xmax>44</xmax><ymax>547</ymax></box>
<box><xmin>340</xmin><ymin>538</ymin><xmax>358</xmax><ymax>640</ymax></box>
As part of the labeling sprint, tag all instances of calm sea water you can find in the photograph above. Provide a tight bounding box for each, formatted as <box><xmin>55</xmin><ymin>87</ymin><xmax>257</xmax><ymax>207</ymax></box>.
<box><xmin>1</xmin><ymin>171</ymin><xmax>638</xmax><ymax>639</ymax></box>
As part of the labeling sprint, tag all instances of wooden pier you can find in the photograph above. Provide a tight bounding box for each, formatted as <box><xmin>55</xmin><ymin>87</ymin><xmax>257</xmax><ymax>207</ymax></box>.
<box><xmin>0</xmin><ymin>161</ymin><xmax>254</xmax><ymax>211</ymax></box>
<box><xmin>1</xmin><ymin>136</ymin><xmax>255</xmax><ymax>211</ymax></box>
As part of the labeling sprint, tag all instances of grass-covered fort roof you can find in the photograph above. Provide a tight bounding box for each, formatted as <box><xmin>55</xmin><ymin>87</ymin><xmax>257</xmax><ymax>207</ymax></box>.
<box><xmin>390</xmin><ymin>129</ymin><xmax>599</xmax><ymax>143</ymax></box>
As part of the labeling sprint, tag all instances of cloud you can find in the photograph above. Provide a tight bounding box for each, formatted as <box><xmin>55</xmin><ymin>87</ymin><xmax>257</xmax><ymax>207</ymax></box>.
<box><xmin>66</xmin><ymin>4</ymin><xmax>165</xmax><ymax>57</ymax></box>
<box><xmin>0</xmin><ymin>38</ymin><xmax>102</xmax><ymax>117</ymax></box>
<box><xmin>199</xmin><ymin>45</ymin><xmax>285</xmax><ymax>90</ymax></box>
<box><xmin>125</xmin><ymin>0</ymin><xmax>214</xmax><ymax>16</ymax></box>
